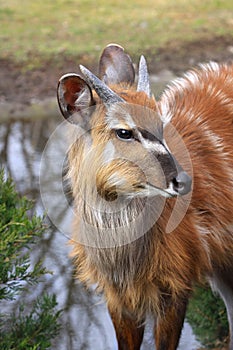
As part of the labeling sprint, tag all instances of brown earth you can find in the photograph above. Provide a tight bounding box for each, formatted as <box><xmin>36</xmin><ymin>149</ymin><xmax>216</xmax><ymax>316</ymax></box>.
<box><xmin>0</xmin><ymin>36</ymin><xmax>232</xmax><ymax>107</ymax></box>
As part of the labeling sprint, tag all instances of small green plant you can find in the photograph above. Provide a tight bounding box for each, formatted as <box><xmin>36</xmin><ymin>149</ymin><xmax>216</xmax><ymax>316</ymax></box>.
<box><xmin>187</xmin><ymin>285</ymin><xmax>228</xmax><ymax>348</ymax></box>
<box><xmin>0</xmin><ymin>170</ymin><xmax>62</xmax><ymax>349</ymax></box>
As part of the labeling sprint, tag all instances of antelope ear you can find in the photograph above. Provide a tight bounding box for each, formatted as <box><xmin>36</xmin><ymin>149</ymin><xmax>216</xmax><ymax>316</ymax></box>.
<box><xmin>99</xmin><ymin>44</ymin><xmax>135</xmax><ymax>85</ymax></box>
<box><xmin>57</xmin><ymin>73</ymin><xmax>95</xmax><ymax>125</ymax></box>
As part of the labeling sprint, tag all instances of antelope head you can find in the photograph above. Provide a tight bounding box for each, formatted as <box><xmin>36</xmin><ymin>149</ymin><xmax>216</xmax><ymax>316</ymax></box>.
<box><xmin>57</xmin><ymin>44</ymin><xmax>192</xmax><ymax>203</ymax></box>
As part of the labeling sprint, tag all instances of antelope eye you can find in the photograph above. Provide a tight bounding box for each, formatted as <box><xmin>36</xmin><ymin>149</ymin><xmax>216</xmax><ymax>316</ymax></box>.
<box><xmin>115</xmin><ymin>129</ymin><xmax>133</xmax><ymax>140</ymax></box>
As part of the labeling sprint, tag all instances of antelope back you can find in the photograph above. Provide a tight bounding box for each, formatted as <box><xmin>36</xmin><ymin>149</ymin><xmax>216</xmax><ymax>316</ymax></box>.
<box><xmin>159</xmin><ymin>61</ymin><xmax>233</xmax><ymax>262</ymax></box>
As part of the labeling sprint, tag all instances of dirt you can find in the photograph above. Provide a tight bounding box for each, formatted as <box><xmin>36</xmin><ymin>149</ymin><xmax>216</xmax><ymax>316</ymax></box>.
<box><xmin>0</xmin><ymin>35</ymin><xmax>232</xmax><ymax>107</ymax></box>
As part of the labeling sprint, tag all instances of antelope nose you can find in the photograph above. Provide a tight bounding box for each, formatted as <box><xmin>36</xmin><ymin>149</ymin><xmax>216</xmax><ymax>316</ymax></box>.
<box><xmin>172</xmin><ymin>171</ymin><xmax>192</xmax><ymax>195</ymax></box>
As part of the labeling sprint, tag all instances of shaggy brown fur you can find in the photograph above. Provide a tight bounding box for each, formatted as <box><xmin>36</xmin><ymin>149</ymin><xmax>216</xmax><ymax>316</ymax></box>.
<box><xmin>57</xmin><ymin>45</ymin><xmax>233</xmax><ymax>350</ymax></box>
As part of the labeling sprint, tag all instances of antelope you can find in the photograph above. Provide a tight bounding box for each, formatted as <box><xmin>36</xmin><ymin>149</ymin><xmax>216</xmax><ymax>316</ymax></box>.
<box><xmin>57</xmin><ymin>44</ymin><xmax>233</xmax><ymax>349</ymax></box>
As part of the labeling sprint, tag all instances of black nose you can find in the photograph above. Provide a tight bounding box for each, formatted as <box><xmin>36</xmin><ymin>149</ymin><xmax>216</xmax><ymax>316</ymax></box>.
<box><xmin>172</xmin><ymin>171</ymin><xmax>192</xmax><ymax>195</ymax></box>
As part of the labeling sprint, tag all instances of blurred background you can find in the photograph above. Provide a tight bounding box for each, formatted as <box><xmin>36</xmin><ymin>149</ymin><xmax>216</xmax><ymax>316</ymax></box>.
<box><xmin>0</xmin><ymin>1</ymin><xmax>233</xmax><ymax>349</ymax></box>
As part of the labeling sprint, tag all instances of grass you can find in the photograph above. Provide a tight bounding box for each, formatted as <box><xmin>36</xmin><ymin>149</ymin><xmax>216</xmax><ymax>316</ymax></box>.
<box><xmin>0</xmin><ymin>0</ymin><xmax>233</xmax><ymax>67</ymax></box>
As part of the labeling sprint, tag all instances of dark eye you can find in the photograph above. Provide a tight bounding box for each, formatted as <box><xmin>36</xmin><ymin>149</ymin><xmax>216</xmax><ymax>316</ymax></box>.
<box><xmin>115</xmin><ymin>129</ymin><xmax>134</xmax><ymax>140</ymax></box>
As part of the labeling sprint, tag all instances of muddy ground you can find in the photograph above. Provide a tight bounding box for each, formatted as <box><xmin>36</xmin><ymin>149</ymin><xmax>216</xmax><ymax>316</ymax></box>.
<box><xmin>0</xmin><ymin>36</ymin><xmax>232</xmax><ymax>107</ymax></box>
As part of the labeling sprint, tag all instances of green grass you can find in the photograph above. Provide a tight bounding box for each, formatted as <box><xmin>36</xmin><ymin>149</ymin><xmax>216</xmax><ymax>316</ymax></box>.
<box><xmin>0</xmin><ymin>0</ymin><xmax>232</xmax><ymax>66</ymax></box>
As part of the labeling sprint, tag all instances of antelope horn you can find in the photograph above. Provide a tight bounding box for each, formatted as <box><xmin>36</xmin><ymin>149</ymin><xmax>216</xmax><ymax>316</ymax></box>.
<box><xmin>137</xmin><ymin>55</ymin><xmax>151</xmax><ymax>97</ymax></box>
<box><xmin>79</xmin><ymin>65</ymin><xmax>124</xmax><ymax>104</ymax></box>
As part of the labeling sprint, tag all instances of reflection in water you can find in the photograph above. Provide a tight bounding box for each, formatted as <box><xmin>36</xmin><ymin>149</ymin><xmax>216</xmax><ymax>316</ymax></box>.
<box><xmin>0</xmin><ymin>118</ymin><xmax>116</xmax><ymax>350</ymax></box>
<box><xmin>0</xmin><ymin>116</ymin><xmax>201</xmax><ymax>349</ymax></box>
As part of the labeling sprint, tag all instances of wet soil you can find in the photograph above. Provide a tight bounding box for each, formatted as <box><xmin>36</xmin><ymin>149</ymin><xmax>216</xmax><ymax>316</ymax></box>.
<box><xmin>0</xmin><ymin>36</ymin><xmax>232</xmax><ymax>107</ymax></box>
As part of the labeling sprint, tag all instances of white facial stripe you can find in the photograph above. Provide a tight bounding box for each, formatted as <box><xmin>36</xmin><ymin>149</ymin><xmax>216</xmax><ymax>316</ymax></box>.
<box><xmin>105</xmin><ymin>103</ymin><xmax>168</xmax><ymax>156</ymax></box>
<box><xmin>137</xmin><ymin>132</ymin><xmax>168</xmax><ymax>154</ymax></box>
